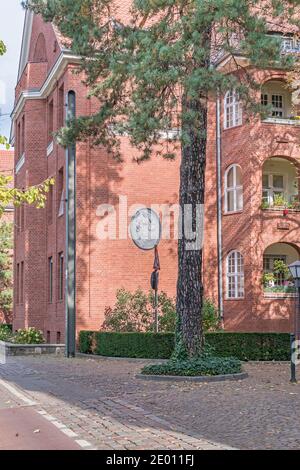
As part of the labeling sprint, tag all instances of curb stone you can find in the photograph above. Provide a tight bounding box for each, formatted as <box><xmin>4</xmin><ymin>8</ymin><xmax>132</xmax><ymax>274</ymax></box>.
<box><xmin>136</xmin><ymin>372</ymin><xmax>248</xmax><ymax>383</ymax></box>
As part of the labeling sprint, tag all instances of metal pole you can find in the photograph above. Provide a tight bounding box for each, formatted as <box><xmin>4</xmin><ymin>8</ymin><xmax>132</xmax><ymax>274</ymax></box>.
<box><xmin>297</xmin><ymin>285</ymin><xmax>300</xmax><ymax>342</ymax></box>
<box><xmin>290</xmin><ymin>333</ymin><xmax>297</xmax><ymax>383</ymax></box>
<box><xmin>290</xmin><ymin>283</ymin><xmax>300</xmax><ymax>383</ymax></box>
<box><xmin>154</xmin><ymin>287</ymin><xmax>159</xmax><ymax>334</ymax></box>
<box><xmin>216</xmin><ymin>94</ymin><xmax>224</xmax><ymax>322</ymax></box>
<box><xmin>153</xmin><ymin>246</ymin><xmax>160</xmax><ymax>334</ymax></box>
<box><xmin>65</xmin><ymin>91</ymin><xmax>76</xmax><ymax>358</ymax></box>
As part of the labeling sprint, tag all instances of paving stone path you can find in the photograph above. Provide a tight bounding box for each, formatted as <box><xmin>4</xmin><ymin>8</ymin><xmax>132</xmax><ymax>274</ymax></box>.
<box><xmin>0</xmin><ymin>355</ymin><xmax>299</xmax><ymax>449</ymax></box>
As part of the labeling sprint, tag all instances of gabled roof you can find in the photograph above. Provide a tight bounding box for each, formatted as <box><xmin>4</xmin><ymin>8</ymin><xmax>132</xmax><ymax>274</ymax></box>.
<box><xmin>17</xmin><ymin>10</ymin><xmax>34</xmax><ymax>82</ymax></box>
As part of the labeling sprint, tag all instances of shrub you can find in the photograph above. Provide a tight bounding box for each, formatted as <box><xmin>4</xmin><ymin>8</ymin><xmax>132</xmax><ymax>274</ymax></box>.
<box><xmin>102</xmin><ymin>288</ymin><xmax>177</xmax><ymax>333</ymax></box>
<box><xmin>102</xmin><ymin>288</ymin><xmax>219</xmax><ymax>333</ymax></box>
<box><xmin>202</xmin><ymin>299</ymin><xmax>221</xmax><ymax>332</ymax></box>
<box><xmin>0</xmin><ymin>324</ymin><xmax>13</xmax><ymax>342</ymax></box>
<box><xmin>12</xmin><ymin>328</ymin><xmax>45</xmax><ymax>345</ymax></box>
<box><xmin>79</xmin><ymin>331</ymin><xmax>291</xmax><ymax>361</ymax></box>
<box><xmin>141</xmin><ymin>356</ymin><xmax>242</xmax><ymax>377</ymax></box>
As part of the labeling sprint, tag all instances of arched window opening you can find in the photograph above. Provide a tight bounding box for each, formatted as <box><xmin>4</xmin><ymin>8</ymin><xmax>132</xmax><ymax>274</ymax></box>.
<box><xmin>33</xmin><ymin>33</ymin><xmax>47</xmax><ymax>63</ymax></box>
<box><xmin>225</xmin><ymin>165</ymin><xmax>243</xmax><ymax>213</ymax></box>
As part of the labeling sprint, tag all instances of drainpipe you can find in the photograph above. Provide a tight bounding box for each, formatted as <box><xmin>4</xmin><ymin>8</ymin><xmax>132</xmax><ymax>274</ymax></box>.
<box><xmin>216</xmin><ymin>93</ymin><xmax>224</xmax><ymax>322</ymax></box>
<box><xmin>65</xmin><ymin>91</ymin><xmax>77</xmax><ymax>357</ymax></box>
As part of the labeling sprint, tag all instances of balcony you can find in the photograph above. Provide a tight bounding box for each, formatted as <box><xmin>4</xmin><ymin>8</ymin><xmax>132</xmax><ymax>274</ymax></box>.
<box><xmin>261</xmin><ymin>80</ymin><xmax>300</xmax><ymax>126</ymax></box>
<box><xmin>261</xmin><ymin>157</ymin><xmax>300</xmax><ymax>212</ymax></box>
<box><xmin>263</xmin><ymin>242</ymin><xmax>299</xmax><ymax>298</ymax></box>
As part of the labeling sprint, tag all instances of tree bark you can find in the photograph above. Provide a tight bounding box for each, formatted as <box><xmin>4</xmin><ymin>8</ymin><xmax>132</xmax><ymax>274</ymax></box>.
<box><xmin>176</xmin><ymin>95</ymin><xmax>207</xmax><ymax>357</ymax></box>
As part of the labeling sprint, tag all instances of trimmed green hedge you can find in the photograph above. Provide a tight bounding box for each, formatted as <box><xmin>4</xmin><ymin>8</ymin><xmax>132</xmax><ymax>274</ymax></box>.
<box><xmin>206</xmin><ymin>332</ymin><xmax>290</xmax><ymax>361</ymax></box>
<box><xmin>79</xmin><ymin>331</ymin><xmax>174</xmax><ymax>359</ymax></box>
<box><xmin>79</xmin><ymin>331</ymin><xmax>291</xmax><ymax>361</ymax></box>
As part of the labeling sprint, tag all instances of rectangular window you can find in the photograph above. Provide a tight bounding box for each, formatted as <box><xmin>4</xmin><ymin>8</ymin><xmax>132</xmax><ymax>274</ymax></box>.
<box><xmin>20</xmin><ymin>261</ymin><xmax>24</xmax><ymax>304</ymax></box>
<box><xmin>271</xmin><ymin>94</ymin><xmax>283</xmax><ymax>117</ymax></box>
<box><xmin>227</xmin><ymin>252</ymin><xmax>244</xmax><ymax>299</ymax></box>
<box><xmin>262</xmin><ymin>173</ymin><xmax>285</xmax><ymax>205</ymax></box>
<box><xmin>57</xmin><ymin>332</ymin><xmax>61</xmax><ymax>344</ymax></box>
<box><xmin>17</xmin><ymin>122</ymin><xmax>21</xmax><ymax>158</ymax></box>
<box><xmin>21</xmin><ymin>115</ymin><xmax>25</xmax><ymax>155</ymax></box>
<box><xmin>58</xmin><ymin>85</ymin><xmax>65</xmax><ymax>128</ymax></box>
<box><xmin>57</xmin><ymin>168</ymin><xmax>64</xmax><ymax>217</ymax></box>
<box><xmin>48</xmin><ymin>99</ymin><xmax>54</xmax><ymax>144</ymax></box>
<box><xmin>16</xmin><ymin>207</ymin><xmax>20</xmax><ymax>234</ymax></box>
<box><xmin>48</xmin><ymin>185</ymin><xmax>53</xmax><ymax>225</ymax></box>
<box><xmin>16</xmin><ymin>263</ymin><xmax>20</xmax><ymax>305</ymax></box>
<box><xmin>48</xmin><ymin>257</ymin><xmax>53</xmax><ymax>303</ymax></box>
<box><xmin>58</xmin><ymin>252</ymin><xmax>64</xmax><ymax>301</ymax></box>
<box><xmin>261</xmin><ymin>94</ymin><xmax>268</xmax><ymax>106</ymax></box>
<box><xmin>20</xmin><ymin>204</ymin><xmax>25</xmax><ymax>232</ymax></box>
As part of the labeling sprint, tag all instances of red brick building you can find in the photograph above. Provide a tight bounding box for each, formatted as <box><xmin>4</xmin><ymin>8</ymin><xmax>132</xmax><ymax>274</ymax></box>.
<box><xmin>0</xmin><ymin>150</ymin><xmax>14</xmax><ymax>224</ymax></box>
<box><xmin>0</xmin><ymin>149</ymin><xmax>14</xmax><ymax>324</ymax></box>
<box><xmin>11</xmin><ymin>8</ymin><xmax>300</xmax><ymax>341</ymax></box>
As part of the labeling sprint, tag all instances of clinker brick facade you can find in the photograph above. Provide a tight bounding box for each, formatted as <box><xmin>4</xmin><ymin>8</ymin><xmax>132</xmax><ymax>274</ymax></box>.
<box><xmin>11</xmin><ymin>8</ymin><xmax>300</xmax><ymax>341</ymax></box>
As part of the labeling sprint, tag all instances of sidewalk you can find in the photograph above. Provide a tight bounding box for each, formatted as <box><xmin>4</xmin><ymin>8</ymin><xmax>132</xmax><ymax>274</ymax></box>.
<box><xmin>0</xmin><ymin>356</ymin><xmax>234</xmax><ymax>451</ymax></box>
<box><xmin>0</xmin><ymin>355</ymin><xmax>299</xmax><ymax>450</ymax></box>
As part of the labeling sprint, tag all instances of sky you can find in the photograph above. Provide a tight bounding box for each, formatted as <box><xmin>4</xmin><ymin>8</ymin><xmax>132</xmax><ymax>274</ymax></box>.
<box><xmin>0</xmin><ymin>1</ymin><xmax>25</xmax><ymax>141</ymax></box>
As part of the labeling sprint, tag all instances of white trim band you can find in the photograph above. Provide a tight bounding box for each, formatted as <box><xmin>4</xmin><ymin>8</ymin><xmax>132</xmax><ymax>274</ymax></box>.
<box><xmin>12</xmin><ymin>51</ymin><xmax>81</xmax><ymax>123</ymax></box>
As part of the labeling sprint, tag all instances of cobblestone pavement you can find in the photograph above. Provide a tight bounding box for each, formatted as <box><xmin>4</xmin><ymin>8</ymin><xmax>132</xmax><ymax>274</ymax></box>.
<box><xmin>0</xmin><ymin>356</ymin><xmax>299</xmax><ymax>450</ymax></box>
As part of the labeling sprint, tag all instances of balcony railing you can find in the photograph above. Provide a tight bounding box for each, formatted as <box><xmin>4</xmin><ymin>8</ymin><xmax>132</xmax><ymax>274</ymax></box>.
<box><xmin>281</xmin><ymin>38</ymin><xmax>300</xmax><ymax>54</ymax></box>
<box><xmin>264</xmin><ymin>279</ymin><xmax>297</xmax><ymax>297</ymax></box>
<box><xmin>262</xmin><ymin>116</ymin><xmax>300</xmax><ymax>126</ymax></box>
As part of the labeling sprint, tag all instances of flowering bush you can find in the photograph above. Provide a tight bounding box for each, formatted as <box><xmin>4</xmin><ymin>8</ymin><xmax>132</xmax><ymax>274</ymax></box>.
<box><xmin>11</xmin><ymin>328</ymin><xmax>45</xmax><ymax>345</ymax></box>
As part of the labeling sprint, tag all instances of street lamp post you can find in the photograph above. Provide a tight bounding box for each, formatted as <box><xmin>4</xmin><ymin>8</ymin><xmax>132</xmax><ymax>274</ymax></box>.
<box><xmin>288</xmin><ymin>261</ymin><xmax>300</xmax><ymax>383</ymax></box>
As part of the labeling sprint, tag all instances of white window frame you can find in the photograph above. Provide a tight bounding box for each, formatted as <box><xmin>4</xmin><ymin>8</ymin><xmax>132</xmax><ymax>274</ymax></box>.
<box><xmin>225</xmin><ymin>164</ymin><xmax>243</xmax><ymax>213</ymax></box>
<box><xmin>261</xmin><ymin>91</ymin><xmax>285</xmax><ymax>118</ymax></box>
<box><xmin>224</xmin><ymin>90</ymin><xmax>242</xmax><ymax>129</ymax></box>
<box><xmin>58</xmin><ymin>190</ymin><xmax>65</xmax><ymax>217</ymax></box>
<box><xmin>262</xmin><ymin>172</ymin><xmax>286</xmax><ymax>205</ymax></box>
<box><xmin>226</xmin><ymin>251</ymin><xmax>245</xmax><ymax>299</ymax></box>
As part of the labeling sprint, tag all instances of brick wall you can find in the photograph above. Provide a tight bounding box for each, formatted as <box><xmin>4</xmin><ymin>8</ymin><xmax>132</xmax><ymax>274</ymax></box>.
<box><xmin>0</xmin><ymin>150</ymin><xmax>14</xmax><ymax>324</ymax></box>
<box><xmin>13</xmin><ymin>10</ymin><xmax>300</xmax><ymax>340</ymax></box>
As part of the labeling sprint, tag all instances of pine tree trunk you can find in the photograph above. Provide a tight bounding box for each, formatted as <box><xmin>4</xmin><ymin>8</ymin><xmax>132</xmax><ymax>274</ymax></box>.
<box><xmin>176</xmin><ymin>95</ymin><xmax>207</xmax><ymax>358</ymax></box>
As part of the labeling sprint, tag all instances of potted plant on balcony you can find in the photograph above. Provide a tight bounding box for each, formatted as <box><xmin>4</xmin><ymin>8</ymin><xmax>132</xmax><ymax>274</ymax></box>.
<box><xmin>262</xmin><ymin>272</ymin><xmax>276</xmax><ymax>289</ymax></box>
<box><xmin>263</xmin><ymin>260</ymin><xmax>296</xmax><ymax>295</ymax></box>
<box><xmin>261</xmin><ymin>195</ymin><xmax>289</xmax><ymax>213</ymax></box>
<box><xmin>273</xmin><ymin>259</ymin><xmax>289</xmax><ymax>278</ymax></box>
<box><xmin>273</xmin><ymin>194</ymin><xmax>288</xmax><ymax>209</ymax></box>
<box><xmin>261</xmin><ymin>200</ymin><xmax>270</xmax><ymax>210</ymax></box>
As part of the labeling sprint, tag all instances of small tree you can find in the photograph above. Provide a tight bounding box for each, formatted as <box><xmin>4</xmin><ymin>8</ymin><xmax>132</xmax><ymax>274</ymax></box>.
<box><xmin>25</xmin><ymin>0</ymin><xmax>300</xmax><ymax>358</ymax></box>
<box><xmin>0</xmin><ymin>38</ymin><xmax>55</xmax><ymax>208</ymax></box>
<box><xmin>0</xmin><ymin>223</ymin><xmax>13</xmax><ymax>324</ymax></box>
